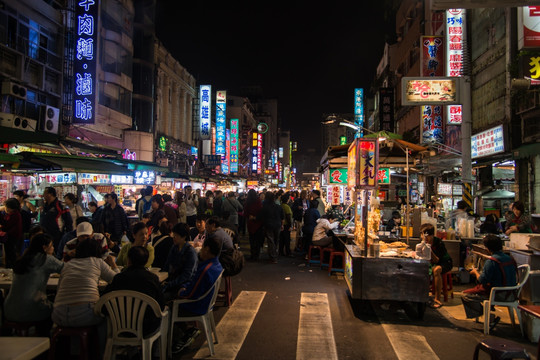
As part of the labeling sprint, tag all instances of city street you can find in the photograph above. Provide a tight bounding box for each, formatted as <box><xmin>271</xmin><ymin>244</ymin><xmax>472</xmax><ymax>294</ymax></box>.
<box><xmin>174</xmin><ymin>234</ymin><xmax>538</xmax><ymax>360</ymax></box>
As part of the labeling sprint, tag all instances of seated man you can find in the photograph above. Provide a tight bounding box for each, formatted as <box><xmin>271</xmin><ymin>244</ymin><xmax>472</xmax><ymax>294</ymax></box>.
<box><xmin>63</xmin><ymin>221</ymin><xmax>109</xmax><ymax>262</ymax></box>
<box><xmin>205</xmin><ymin>216</ymin><xmax>233</xmax><ymax>251</ymax></box>
<box><xmin>103</xmin><ymin>246</ymin><xmax>165</xmax><ymax>335</ymax></box>
<box><xmin>421</xmin><ymin>223</ymin><xmax>452</xmax><ymax>308</ymax></box>
<box><xmin>461</xmin><ymin>234</ymin><xmax>517</xmax><ymax>330</ymax></box>
<box><xmin>172</xmin><ymin>236</ymin><xmax>223</xmax><ymax>354</ymax></box>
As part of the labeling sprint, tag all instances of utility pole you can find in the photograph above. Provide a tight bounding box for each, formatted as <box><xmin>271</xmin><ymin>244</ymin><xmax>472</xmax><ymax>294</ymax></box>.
<box><xmin>461</xmin><ymin>76</ymin><xmax>473</xmax><ymax>210</ymax></box>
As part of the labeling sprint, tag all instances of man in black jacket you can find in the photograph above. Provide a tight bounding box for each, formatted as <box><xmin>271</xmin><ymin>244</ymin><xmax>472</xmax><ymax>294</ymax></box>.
<box><xmin>103</xmin><ymin>246</ymin><xmax>165</xmax><ymax>335</ymax></box>
<box><xmin>40</xmin><ymin>186</ymin><xmax>73</xmax><ymax>247</ymax></box>
<box><xmin>257</xmin><ymin>192</ymin><xmax>284</xmax><ymax>264</ymax></box>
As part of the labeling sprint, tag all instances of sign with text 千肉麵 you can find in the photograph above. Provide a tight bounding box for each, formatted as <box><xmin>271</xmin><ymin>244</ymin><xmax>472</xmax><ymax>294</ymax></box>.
<box><xmin>401</xmin><ymin>77</ymin><xmax>460</xmax><ymax>105</ymax></box>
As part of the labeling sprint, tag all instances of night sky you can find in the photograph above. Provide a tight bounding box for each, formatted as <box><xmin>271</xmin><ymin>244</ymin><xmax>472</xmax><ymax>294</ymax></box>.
<box><xmin>155</xmin><ymin>1</ymin><xmax>391</xmax><ymax>154</ymax></box>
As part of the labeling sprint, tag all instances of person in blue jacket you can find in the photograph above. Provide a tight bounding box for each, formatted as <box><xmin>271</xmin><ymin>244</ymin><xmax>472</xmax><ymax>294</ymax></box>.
<box><xmin>172</xmin><ymin>235</ymin><xmax>223</xmax><ymax>354</ymax></box>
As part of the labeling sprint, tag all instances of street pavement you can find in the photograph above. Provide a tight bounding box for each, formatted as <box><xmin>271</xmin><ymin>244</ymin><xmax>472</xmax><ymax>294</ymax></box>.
<box><xmin>173</xmin><ymin>233</ymin><xmax>539</xmax><ymax>360</ymax></box>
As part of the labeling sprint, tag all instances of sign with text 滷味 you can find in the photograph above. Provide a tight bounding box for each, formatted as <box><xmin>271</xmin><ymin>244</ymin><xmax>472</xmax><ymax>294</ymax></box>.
<box><xmin>471</xmin><ymin>125</ymin><xmax>504</xmax><ymax>159</ymax></box>
<box><xmin>73</xmin><ymin>0</ymin><xmax>99</xmax><ymax>124</ymax></box>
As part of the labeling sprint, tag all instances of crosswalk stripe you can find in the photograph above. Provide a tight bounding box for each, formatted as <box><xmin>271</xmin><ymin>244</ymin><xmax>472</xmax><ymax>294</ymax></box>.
<box><xmin>381</xmin><ymin>324</ymin><xmax>440</xmax><ymax>360</ymax></box>
<box><xmin>193</xmin><ymin>290</ymin><xmax>266</xmax><ymax>360</ymax></box>
<box><xmin>296</xmin><ymin>292</ymin><xmax>338</xmax><ymax>360</ymax></box>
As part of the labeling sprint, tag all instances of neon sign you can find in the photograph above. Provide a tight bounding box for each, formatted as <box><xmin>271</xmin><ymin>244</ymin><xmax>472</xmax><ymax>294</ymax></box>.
<box><xmin>73</xmin><ymin>0</ymin><xmax>98</xmax><ymax>124</ymax></box>
<box><xmin>354</xmin><ymin>88</ymin><xmax>364</xmax><ymax>137</ymax></box>
<box><xmin>216</xmin><ymin>90</ymin><xmax>226</xmax><ymax>172</ymax></box>
<box><xmin>199</xmin><ymin>85</ymin><xmax>211</xmax><ymax>140</ymax></box>
<box><xmin>230</xmin><ymin>119</ymin><xmax>239</xmax><ymax>173</ymax></box>
<box><xmin>122</xmin><ymin>149</ymin><xmax>136</xmax><ymax>161</ymax></box>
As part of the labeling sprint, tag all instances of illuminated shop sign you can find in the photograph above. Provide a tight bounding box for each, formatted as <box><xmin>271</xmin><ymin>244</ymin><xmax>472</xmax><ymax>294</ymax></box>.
<box><xmin>111</xmin><ymin>175</ymin><xmax>133</xmax><ymax>184</ymax></box>
<box><xmin>222</xmin><ymin>129</ymin><xmax>230</xmax><ymax>174</ymax></box>
<box><xmin>78</xmin><ymin>173</ymin><xmax>111</xmax><ymax>184</ymax></box>
<box><xmin>402</xmin><ymin>77</ymin><xmax>460</xmax><ymax>105</ymax></box>
<box><xmin>38</xmin><ymin>172</ymin><xmax>77</xmax><ymax>184</ymax></box>
<box><xmin>122</xmin><ymin>149</ymin><xmax>136</xmax><ymax>161</ymax></box>
<box><xmin>216</xmin><ymin>90</ymin><xmax>226</xmax><ymax>171</ymax></box>
<box><xmin>329</xmin><ymin>168</ymin><xmax>347</xmax><ymax>184</ymax></box>
<box><xmin>446</xmin><ymin>9</ymin><xmax>465</xmax><ymax>125</ymax></box>
<box><xmin>191</xmin><ymin>146</ymin><xmax>198</xmax><ymax>160</ymax></box>
<box><xmin>230</xmin><ymin>119</ymin><xmax>239</xmax><ymax>173</ymax></box>
<box><xmin>422</xmin><ymin>105</ymin><xmax>444</xmax><ymax>144</ymax></box>
<box><xmin>377</xmin><ymin>168</ymin><xmax>390</xmax><ymax>184</ymax></box>
<box><xmin>73</xmin><ymin>0</ymin><xmax>99</xmax><ymax>124</ymax></box>
<box><xmin>354</xmin><ymin>88</ymin><xmax>364</xmax><ymax>137</ymax></box>
<box><xmin>519</xmin><ymin>6</ymin><xmax>540</xmax><ymax>49</ymax></box>
<box><xmin>199</xmin><ymin>85</ymin><xmax>211</xmax><ymax>140</ymax></box>
<box><xmin>251</xmin><ymin>132</ymin><xmax>258</xmax><ymax>173</ymax></box>
<box><xmin>471</xmin><ymin>125</ymin><xmax>505</xmax><ymax>159</ymax></box>
<box><xmin>134</xmin><ymin>170</ymin><xmax>156</xmax><ymax>185</ymax></box>
<box><xmin>257</xmin><ymin>133</ymin><xmax>263</xmax><ymax>174</ymax></box>
<box><xmin>421</xmin><ymin>36</ymin><xmax>445</xmax><ymax>77</ymax></box>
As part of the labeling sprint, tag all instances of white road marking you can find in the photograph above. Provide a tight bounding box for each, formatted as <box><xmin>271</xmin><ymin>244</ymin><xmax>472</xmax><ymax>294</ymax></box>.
<box><xmin>296</xmin><ymin>292</ymin><xmax>338</xmax><ymax>360</ymax></box>
<box><xmin>381</xmin><ymin>324</ymin><xmax>439</xmax><ymax>360</ymax></box>
<box><xmin>193</xmin><ymin>290</ymin><xmax>266</xmax><ymax>359</ymax></box>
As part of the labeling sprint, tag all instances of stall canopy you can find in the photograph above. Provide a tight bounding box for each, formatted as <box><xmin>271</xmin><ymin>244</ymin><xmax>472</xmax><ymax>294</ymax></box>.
<box><xmin>513</xmin><ymin>143</ymin><xmax>540</xmax><ymax>159</ymax></box>
<box><xmin>16</xmin><ymin>152</ymin><xmax>132</xmax><ymax>174</ymax></box>
<box><xmin>475</xmin><ymin>188</ymin><xmax>515</xmax><ymax>199</ymax></box>
<box><xmin>0</xmin><ymin>153</ymin><xmax>21</xmax><ymax>168</ymax></box>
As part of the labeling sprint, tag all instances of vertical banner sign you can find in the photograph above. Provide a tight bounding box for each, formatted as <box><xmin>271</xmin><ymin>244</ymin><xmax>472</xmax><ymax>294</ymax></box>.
<box><xmin>340</xmin><ymin>136</ymin><xmax>347</xmax><ymax>145</ymax></box>
<box><xmin>216</xmin><ymin>90</ymin><xmax>226</xmax><ymax>172</ymax></box>
<box><xmin>222</xmin><ymin>129</ymin><xmax>230</xmax><ymax>174</ymax></box>
<box><xmin>347</xmin><ymin>140</ymin><xmax>357</xmax><ymax>189</ymax></box>
<box><xmin>230</xmin><ymin>119</ymin><xmax>239</xmax><ymax>173</ymax></box>
<box><xmin>251</xmin><ymin>132</ymin><xmax>258</xmax><ymax>173</ymax></box>
<box><xmin>257</xmin><ymin>133</ymin><xmax>263</xmax><ymax>174</ymax></box>
<box><xmin>357</xmin><ymin>139</ymin><xmax>379</xmax><ymax>189</ymax></box>
<box><xmin>354</xmin><ymin>88</ymin><xmax>364</xmax><ymax>137</ymax></box>
<box><xmin>379</xmin><ymin>88</ymin><xmax>394</xmax><ymax>132</ymax></box>
<box><xmin>199</xmin><ymin>85</ymin><xmax>211</xmax><ymax>140</ymax></box>
<box><xmin>73</xmin><ymin>0</ymin><xmax>99</xmax><ymax>124</ymax></box>
<box><xmin>421</xmin><ymin>35</ymin><xmax>445</xmax><ymax>144</ymax></box>
<box><xmin>446</xmin><ymin>9</ymin><xmax>465</xmax><ymax>125</ymax></box>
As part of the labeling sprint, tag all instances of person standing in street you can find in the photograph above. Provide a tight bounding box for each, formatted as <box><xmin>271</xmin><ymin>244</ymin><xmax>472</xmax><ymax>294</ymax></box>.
<box><xmin>311</xmin><ymin>189</ymin><xmax>326</xmax><ymax>217</ymax></box>
<box><xmin>184</xmin><ymin>185</ymin><xmax>199</xmax><ymax>227</ymax></box>
<box><xmin>257</xmin><ymin>192</ymin><xmax>284</xmax><ymax>263</ymax></box>
<box><xmin>279</xmin><ymin>194</ymin><xmax>293</xmax><ymax>256</ymax></box>
<box><xmin>243</xmin><ymin>189</ymin><xmax>263</xmax><ymax>260</ymax></box>
<box><xmin>102</xmin><ymin>192</ymin><xmax>128</xmax><ymax>245</ymax></box>
<box><xmin>40</xmin><ymin>187</ymin><xmax>73</xmax><ymax>248</ymax></box>
<box><xmin>221</xmin><ymin>192</ymin><xmax>243</xmax><ymax>228</ymax></box>
<box><xmin>292</xmin><ymin>190</ymin><xmax>309</xmax><ymax>244</ymax></box>
<box><xmin>1</xmin><ymin>198</ymin><xmax>23</xmax><ymax>267</ymax></box>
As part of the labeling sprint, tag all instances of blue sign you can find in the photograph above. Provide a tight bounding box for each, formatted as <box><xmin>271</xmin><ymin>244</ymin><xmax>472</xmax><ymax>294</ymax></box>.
<box><xmin>73</xmin><ymin>0</ymin><xmax>98</xmax><ymax>124</ymax></box>
<box><xmin>134</xmin><ymin>170</ymin><xmax>155</xmax><ymax>185</ymax></box>
<box><xmin>354</xmin><ymin>88</ymin><xmax>364</xmax><ymax>137</ymax></box>
<box><xmin>199</xmin><ymin>85</ymin><xmax>211</xmax><ymax>140</ymax></box>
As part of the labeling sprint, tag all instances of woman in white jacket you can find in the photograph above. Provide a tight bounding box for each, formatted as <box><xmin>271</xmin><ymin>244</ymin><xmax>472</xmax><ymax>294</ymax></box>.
<box><xmin>312</xmin><ymin>215</ymin><xmax>340</xmax><ymax>247</ymax></box>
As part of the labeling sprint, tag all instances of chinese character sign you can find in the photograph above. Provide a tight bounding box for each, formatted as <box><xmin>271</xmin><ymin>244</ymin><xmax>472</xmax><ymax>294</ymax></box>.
<box><xmin>327</xmin><ymin>186</ymin><xmax>343</xmax><ymax>206</ymax></box>
<box><xmin>257</xmin><ymin>133</ymin><xmax>263</xmax><ymax>174</ymax></box>
<box><xmin>421</xmin><ymin>36</ymin><xmax>445</xmax><ymax>77</ymax></box>
<box><xmin>134</xmin><ymin>170</ymin><xmax>156</xmax><ymax>185</ymax></box>
<box><xmin>422</xmin><ymin>105</ymin><xmax>444</xmax><ymax>144</ymax></box>
<box><xmin>521</xmin><ymin>6</ymin><xmax>540</xmax><ymax>49</ymax></box>
<box><xmin>222</xmin><ymin>129</ymin><xmax>230</xmax><ymax>175</ymax></box>
<box><xmin>216</xmin><ymin>91</ymin><xmax>226</xmax><ymax>169</ymax></box>
<box><xmin>471</xmin><ymin>125</ymin><xmax>504</xmax><ymax>159</ymax></box>
<box><xmin>357</xmin><ymin>139</ymin><xmax>379</xmax><ymax>189</ymax></box>
<box><xmin>446</xmin><ymin>9</ymin><xmax>465</xmax><ymax>125</ymax></box>
<box><xmin>379</xmin><ymin>88</ymin><xmax>394</xmax><ymax>132</ymax></box>
<box><xmin>377</xmin><ymin>168</ymin><xmax>390</xmax><ymax>184</ymax></box>
<box><xmin>329</xmin><ymin>168</ymin><xmax>348</xmax><ymax>184</ymax></box>
<box><xmin>251</xmin><ymin>132</ymin><xmax>258</xmax><ymax>173</ymax></box>
<box><xmin>354</xmin><ymin>88</ymin><xmax>364</xmax><ymax>137</ymax></box>
<box><xmin>230</xmin><ymin>119</ymin><xmax>239</xmax><ymax>173</ymax></box>
<box><xmin>403</xmin><ymin>78</ymin><xmax>458</xmax><ymax>104</ymax></box>
<box><xmin>199</xmin><ymin>85</ymin><xmax>211</xmax><ymax>140</ymax></box>
<box><xmin>73</xmin><ymin>0</ymin><xmax>98</xmax><ymax>124</ymax></box>
<box><xmin>347</xmin><ymin>141</ymin><xmax>357</xmax><ymax>189</ymax></box>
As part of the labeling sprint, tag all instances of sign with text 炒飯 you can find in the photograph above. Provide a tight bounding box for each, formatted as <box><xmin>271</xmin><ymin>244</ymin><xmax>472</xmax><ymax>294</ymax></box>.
<box><xmin>73</xmin><ymin>0</ymin><xmax>99</xmax><ymax>124</ymax></box>
<box><xmin>402</xmin><ymin>77</ymin><xmax>460</xmax><ymax>105</ymax></box>
<box><xmin>199</xmin><ymin>85</ymin><xmax>211</xmax><ymax>140</ymax></box>
<box><xmin>471</xmin><ymin>125</ymin><xmax>504</xmax><ymax>159</ymax></box>
<box><xmin>329</xmin><ymin>168</ymin><xmax>347</xmax><ymax>184</ymax></box>
<box><xmin>377</xmin><ymin>168</ymin><xmax>390</xmax><ymax>184</ymax></box>
<box><xmin>354</xmin><ymin>88</ymin><xmax>364</xmax><ymax>137</ymax></box>
<box><xmin>230</xmin><ymin>119</ymin><xmax>239</xmax><ymax>173</ymax></box>
<box><xmin>446</xmin><ymin>9</ymin><xmax>465</xmax><ymax>125</ymax></box>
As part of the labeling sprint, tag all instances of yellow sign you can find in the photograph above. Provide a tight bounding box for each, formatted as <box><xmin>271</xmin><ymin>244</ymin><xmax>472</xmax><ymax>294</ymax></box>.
<box><xmin>402</xmin><ymin>77</ymin><xmax>460</xmax><ymax>105</ymax></box>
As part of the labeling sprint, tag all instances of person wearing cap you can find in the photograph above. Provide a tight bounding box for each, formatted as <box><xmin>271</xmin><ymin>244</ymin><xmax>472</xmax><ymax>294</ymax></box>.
<box><xmin>63</xmin><ymin>221</ymin><xmax>109</xmax><ymax>262</ymax></box>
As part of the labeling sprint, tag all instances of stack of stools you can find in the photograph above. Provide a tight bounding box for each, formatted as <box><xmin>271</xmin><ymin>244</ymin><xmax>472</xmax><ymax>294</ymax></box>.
<box><xmin>307</xmin><ymin>245</ymin><xmax>322</xmax><ymax>266</ymax></box>
<box><xmin>328</xmin><ymin>251</ymin><xmax>345</xmax><ymax>275</ymax></box>
<box><xmin>48</xmin><ymin>325</ymin><xmax>99</xmax><ymax>360</ymax></box>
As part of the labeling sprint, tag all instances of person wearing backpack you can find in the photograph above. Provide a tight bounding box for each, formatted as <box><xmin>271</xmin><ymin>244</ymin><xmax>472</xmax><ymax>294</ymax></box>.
<box><xmin>138</xmin><ymin>186</ymin><xmax>153</xmax><ymax>220</ymax></box>
<box><xmin>221</xmin><ymin>192</ymin><xmax>243</xmax><ymax>228</ymax></box>
<box><xmin>40</xmin><ymin>187</ymin><xmax>73</xmax><ymax>248</ymax></box>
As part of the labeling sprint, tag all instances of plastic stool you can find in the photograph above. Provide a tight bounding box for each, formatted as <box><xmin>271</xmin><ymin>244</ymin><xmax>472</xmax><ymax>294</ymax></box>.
<box><xmin>49</xmin><ymin>325</ymin><xmax>99</xmax><ymax>360</ymax></box>
<box><xmin>321</xmin><ymin>247</ymin><xmax>334</xmax><ymax>269</ymax></box>
<box><xmin>1</xmin><ymin>319</ymin><xmax>49</xmax><ymax>336</ymax></box>
<box><xmin>329</xmin><ymin>251</ymin><xmax>345</xmax><ymax>275</ymax></box>
<box><xmin>218</xmin><ymin>276</ymin><xmax>233</xmax><ymax>307</ymax></box>
<box><xmin>442</xmin><ymin>272</ymin><xmax>454</xmax><ymax>302</ymax></box>
<box><xmin>308</xmin><ymin>245</ymin><xmax>322</xmax><ymax>266</ymax></box>
<box><xmin>473</xmin><ymin>338</ymin><xmax>531</xmax><ymax>360</ymax></box>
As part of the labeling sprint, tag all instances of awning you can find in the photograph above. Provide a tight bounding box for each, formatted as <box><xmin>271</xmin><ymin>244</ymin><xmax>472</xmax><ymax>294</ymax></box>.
<box><xmin>475</xmin><ymin>188</ymin><xmax>515</xmax><ymax>199</ymax></box>
<box><xmin>18</xmin><ymin>153</ymin><xmax>132</xmax><ymax>174</ymax></box>
<box><xmin>0</xmin><ymin>153</ymin><xmax>21</xmax><ymax>168</ymax></box>
<box><xmin>513</xmin><ymin>143</ymin><xmax>540</xmax><ymax>159</ymax></box>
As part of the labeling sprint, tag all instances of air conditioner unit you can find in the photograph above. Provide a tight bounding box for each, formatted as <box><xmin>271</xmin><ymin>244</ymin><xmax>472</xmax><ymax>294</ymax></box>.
<box><xmin>0</xmin><ymin>113</ymin><xmax>36</xmax><ymax>132</ymax></box>
<box><xmin>39</xmin><ymin>105</ymin><xmax>59</xmax><ymax>134</ymax></box>
<box><xmin>1</xmin><ymin>81</ymin><xmax>27</xmax><ymax>100</ymax></box>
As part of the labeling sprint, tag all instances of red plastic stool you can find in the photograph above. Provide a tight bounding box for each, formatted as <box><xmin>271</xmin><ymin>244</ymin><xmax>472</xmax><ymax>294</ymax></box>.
<box><xmin>442</xmin><ymin>272</ymin><xmax>454</xmax><ymax>302</ymax></box>
<box><xmin>321</xmin><ymin>247</ymin><xmax>334</xmax><ymax>269</ymax></box>
<box><xmin>308</xmin><ymin>245</ymin><xmax>322</xmax><ymax>267</ymax></box>
<box><xmin>473</xmin><ymin>338</ymin><xmax>531</xmax><ymax>360</ymax></box>
<box><xmin>328</xmin><ymin>251</ymin><xmax>345</xmax><ymax>275</ymax></box>
<box><xmin>218</xmin><ymin>276</ymin><xmax>233</xmax><ymax>307</ymax></box>
<box><xmin>49</xmin><ymin>325</ymin><xmax>99</xmax><ymax>360</ymax></box>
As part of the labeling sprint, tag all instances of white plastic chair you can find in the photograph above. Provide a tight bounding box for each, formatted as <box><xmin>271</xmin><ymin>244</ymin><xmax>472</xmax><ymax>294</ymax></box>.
<box><xmin>223</xmin><ymin>227</ymin><xmax>235</xmax><ymax>239</ymax></box>
<box><xmin>94</xmin><ymin>290</ymin><xmax>169</xmax><ymax>360</ymax></box>
<box><xmin>168</xmin><ymin>270</ymin><xmax>224</xmax><ymax>357</ymax></box>
<box><xmin>483</xmin><ymin>264</ymin><xmax>530</xmax><ymax>335</ymax></box>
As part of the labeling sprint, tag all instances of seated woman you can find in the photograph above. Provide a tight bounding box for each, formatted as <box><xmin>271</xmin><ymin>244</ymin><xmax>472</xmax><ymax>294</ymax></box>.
<box><xmin>505</xmin><ymin>200</ymin><xmax>533</xmax><ymax>235</ymax></box>
<box><xmin>386</xmin><ymin>211</ymin><xmax>401</xmax><ymax>232</ymax></box>
<box><xmin>116</xmin><ymin>222</ymin><xmax>155</xmax><ymax>268</ymax></box>
<box><xmin>311</xmin><ymin>214</ymin><xmax>341</xmax><ymax>249</ymax></box>
<box><xmin>4</xmin><ymin>233</ymin><xmax>64</xmax><ymax>335</ymax></box>
<box><xmin>301</xmin><ymin>200</ymin><xmax>321</xmax><ymax>254</ymax></box>
<box><xmin>52</xmin><ymin>238</ymin><xmax>119</xmax><ymax>328</ymax></box>
<box><xmin>421</xmin><ymin>223</ymin><xmax>453</xmax><ymax>308</ymax></box>
<box><xmin>461</xmin><ymin>234</ymin><xmax>517</xmax><ymax>330</ymax></box>
<box><xmin>480</xmin><ymin>214</ymin><xmax>503</xmax><ymax>234</ymax></box>
<box><xmin>151</xmin><ymin>220</ymin><xmax>174</xmax><ymax>269</ymax></box>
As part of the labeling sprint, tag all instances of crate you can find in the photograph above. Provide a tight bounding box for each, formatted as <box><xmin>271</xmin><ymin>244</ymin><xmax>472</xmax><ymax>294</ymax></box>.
<box><xmin>521</xmin><ymin>310</ymin><xmax>540</xmax><ymax>343</ymax></box>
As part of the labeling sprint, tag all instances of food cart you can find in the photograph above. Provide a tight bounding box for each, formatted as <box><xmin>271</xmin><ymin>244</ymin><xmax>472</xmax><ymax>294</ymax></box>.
<box><xmin>344</xmin><ymin>137</ymin><xmax>430</xmax><ymax>318</ymax></box>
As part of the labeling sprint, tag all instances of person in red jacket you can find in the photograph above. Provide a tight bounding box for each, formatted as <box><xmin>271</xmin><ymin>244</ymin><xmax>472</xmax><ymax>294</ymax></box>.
<box><xmin>1</xmin><ymin>198</ymin><xmax>23</xmax><ymax>268</ymax></box>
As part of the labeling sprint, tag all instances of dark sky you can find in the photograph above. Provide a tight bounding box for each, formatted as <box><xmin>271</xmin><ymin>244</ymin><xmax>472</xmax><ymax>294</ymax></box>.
<box><xmin>155</xmin><ymin>1</ymin><xmax>391</xmax><ymax>153</ymax></box>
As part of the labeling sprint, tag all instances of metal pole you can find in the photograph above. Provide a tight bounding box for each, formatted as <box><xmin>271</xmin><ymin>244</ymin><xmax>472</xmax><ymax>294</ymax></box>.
<box><xmin>406</xmin><ymin>148</ymin><xmax>410</xmax><ymax>245</ymax></box>
<box><xmin>461</xmin><ymin>76</ymin><xmax>473</xmax><ymax>209</ymax></box>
